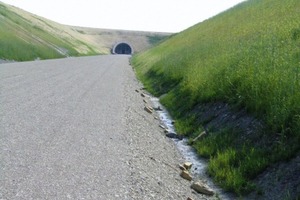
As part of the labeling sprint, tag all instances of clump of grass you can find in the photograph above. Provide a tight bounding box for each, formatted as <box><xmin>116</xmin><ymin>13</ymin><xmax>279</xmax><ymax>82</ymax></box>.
<box><xmin>132</xmin><ymin>0</ymin><xmax>300</xmax><ymax>195</ymax></box>
<box><xmin>193</xmin><ymin>128</ymin><xmax>268</xmax><ymax>194</ymax></box>
<box><xmin>193</xmin><ymin>128</ymin><xmax>237</xmax><ymax>158</ymax></box>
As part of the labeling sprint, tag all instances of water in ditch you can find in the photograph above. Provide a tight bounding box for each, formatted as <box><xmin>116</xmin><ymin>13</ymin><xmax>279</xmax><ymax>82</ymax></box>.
<box><xmin>151</xmin><ymin>97</ymin><xmax>236</xmax><ymax>200</ymax></box>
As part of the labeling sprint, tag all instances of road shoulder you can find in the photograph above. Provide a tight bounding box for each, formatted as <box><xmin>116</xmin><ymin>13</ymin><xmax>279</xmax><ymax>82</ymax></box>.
<box><xmin>122</xmin><ymin>61</ymin><xmax>218</xmax><ymax>199</ymax></box>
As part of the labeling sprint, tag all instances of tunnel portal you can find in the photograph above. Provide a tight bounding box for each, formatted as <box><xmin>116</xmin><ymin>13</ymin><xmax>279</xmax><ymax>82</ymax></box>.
<box><xmin>112</xmin><ymin>42</ymin><xmax>133</xmax><ymax>55</ymax></box>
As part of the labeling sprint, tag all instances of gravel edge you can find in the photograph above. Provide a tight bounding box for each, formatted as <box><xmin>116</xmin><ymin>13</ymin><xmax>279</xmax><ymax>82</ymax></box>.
<box><xmin>122</xmin><ymin>60</ymin><xmax>219</xmax><ymax>200</ymax></box>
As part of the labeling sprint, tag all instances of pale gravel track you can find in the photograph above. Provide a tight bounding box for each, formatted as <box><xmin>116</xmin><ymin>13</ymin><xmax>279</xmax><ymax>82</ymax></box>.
<box><xmin>0</xmin><ymin>55</ymin><xmax>218</xmax><ymax>199</ymax></box>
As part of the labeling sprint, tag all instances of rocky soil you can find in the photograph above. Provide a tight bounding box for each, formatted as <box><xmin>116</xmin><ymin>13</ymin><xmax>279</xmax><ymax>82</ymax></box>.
<box><xmin>248</xmin><ymin>154</ymin><xmax>300</xmax><ymax>200</ymax></box>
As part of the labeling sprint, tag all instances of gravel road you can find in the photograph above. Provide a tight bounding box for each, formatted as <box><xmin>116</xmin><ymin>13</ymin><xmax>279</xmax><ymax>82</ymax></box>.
<box><xmin>0</xmin><ymin>55</ymin><xmax>218</xmax><ymax>199</ymax></box>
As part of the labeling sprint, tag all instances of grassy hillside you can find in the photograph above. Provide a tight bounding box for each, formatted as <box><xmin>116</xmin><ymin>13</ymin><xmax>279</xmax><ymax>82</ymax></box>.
<box><xmin>133</xmin><ymin>0</ymin><xmax>300</xmax><ymax>196</ymax></box>
<box><xmin>0</xmin><ymin>2</ymin><xmax>170</xmax><ymax>61</ymax></box>
<box><xmin>0</xmin><ymin>2</ymin><xmax>98</xmax><ymax>61</ymax></box>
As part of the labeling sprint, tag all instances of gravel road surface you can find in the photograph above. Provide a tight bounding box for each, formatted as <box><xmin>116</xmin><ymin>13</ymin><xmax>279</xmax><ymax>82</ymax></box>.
<box><xmin>0</xmin><ymin>55</ymin><xmax>218</xmax><ymax>199</ymax></box>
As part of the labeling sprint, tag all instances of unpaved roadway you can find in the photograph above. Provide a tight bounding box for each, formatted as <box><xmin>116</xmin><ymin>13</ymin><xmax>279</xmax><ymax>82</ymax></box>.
<box><xmin>0</xmin><ymin>55</ymin><xmax>218</xmax><ymax>199</ymax></box>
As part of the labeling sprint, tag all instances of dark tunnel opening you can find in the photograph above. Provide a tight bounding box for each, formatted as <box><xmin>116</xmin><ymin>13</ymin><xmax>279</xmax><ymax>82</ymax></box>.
<box><xmin>112</xmin><ymin>43</ymin><xmax>133</xmax><ymax>55</ymax></box>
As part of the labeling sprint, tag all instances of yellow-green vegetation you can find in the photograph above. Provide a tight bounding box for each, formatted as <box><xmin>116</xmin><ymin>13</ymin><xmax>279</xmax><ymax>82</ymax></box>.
<box><xmin>133</xmin><ymin>0</ymin><xmax>300</xmax><ymax>195</ymax></box>
<box><xmin>0</xmin><ymin>3</ymin><xmax>98</xmax><ymax>61</ymax></box>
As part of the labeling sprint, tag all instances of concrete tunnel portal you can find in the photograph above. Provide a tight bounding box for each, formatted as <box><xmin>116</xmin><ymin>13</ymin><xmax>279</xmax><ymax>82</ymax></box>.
<box><xmin>112</xmin><ymin>42</ymin><xmax>133</xmax><ymax>55</ymax></box>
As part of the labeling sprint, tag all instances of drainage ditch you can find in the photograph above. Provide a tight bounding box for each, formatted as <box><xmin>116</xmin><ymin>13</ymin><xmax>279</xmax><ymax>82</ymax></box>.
<box><xmin>150</xmin><ymin>97</ymin><xmax>236</xmax><ymax>200</ymax></box>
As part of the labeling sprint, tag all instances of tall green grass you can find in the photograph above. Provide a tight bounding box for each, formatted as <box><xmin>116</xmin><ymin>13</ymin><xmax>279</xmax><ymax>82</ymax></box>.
<box><xmin>133</xmin><ymin>0</ymin><xmax>300</xmax><ymax>195</ymax></box>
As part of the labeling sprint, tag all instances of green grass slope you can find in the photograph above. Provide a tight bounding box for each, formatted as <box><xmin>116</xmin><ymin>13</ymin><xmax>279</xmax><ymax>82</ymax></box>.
<box><xmin>0</xmin><ymin>2</ymin><xmax>99</xmax><ymax>61</ymax></box>
<box><xmin>133</xmin><ymin>0</ymin><xmax>300</xmax><ymax>196</ymax></box>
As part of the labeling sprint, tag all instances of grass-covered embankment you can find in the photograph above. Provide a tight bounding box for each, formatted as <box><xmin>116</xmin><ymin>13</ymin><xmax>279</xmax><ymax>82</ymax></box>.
<box><xmin>0</xmin><ymin>3</ymin><xmax>98</xmax><ymax>61</ymax></box>
<box><xmin>132</xmin><ymin>0</ymin><xmax>300</xmax><ymax>195</ymax></box>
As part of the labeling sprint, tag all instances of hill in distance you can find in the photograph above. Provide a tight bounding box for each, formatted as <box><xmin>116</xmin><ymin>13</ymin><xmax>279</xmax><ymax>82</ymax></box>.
<box><xmin>0</xmin><ymin>1</ymin><xmax>171</xmax><ymax>61</ymax></box>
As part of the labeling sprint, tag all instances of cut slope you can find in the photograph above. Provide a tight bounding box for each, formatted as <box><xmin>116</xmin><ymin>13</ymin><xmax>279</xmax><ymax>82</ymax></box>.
<box><xmin>0</xmin><ymin>2</ymin><xmax>171</xmax><ymax>61</ymax></box>
<box><xmin>133</xmin><ymin>0</ymin><xmax>300</xmax><ymax>198</ymax></box>
<box><xmin>0</xmin><ymin>3</ymin><xmax>96</xmax><ymax>61</ymax></box>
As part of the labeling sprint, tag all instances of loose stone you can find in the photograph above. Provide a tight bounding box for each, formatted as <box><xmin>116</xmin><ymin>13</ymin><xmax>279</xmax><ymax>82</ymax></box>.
<box><xmin>166</xmin><ymin>132</ymin><xmax>178</xmax><ymax>138</ymax></box>
<box><xmin>154</xmin><ymin>106</ymin><xmax>163</xmax><ymax>111</ymax></box>
<box><xmin>147</xmin><ymin>106</ymin><xmax>154</xmax><ymax>111</ymax></box>
<box><xmin>180</xmin><ymin>170</ymin><xmax>193</xmax><ymax>181</ymax></box>
<box><xmin>179</xmin><ymin>164</ymin><xmax>186</xmax><ymax>170</ymax></box>
<box><xmin>159</xmin><ymin>125</ymin><xmax>166</xmax><ymax>129</ymax></box>
<box><xmin>183</xmin><ymin>162</ymin><xmax>193</xmax><ymax>170</ymax></box>
<box><xmin>144</xmin><ymin>106</ymin><xmax>153</xmax><ymax>114</ymax></box>
<box><xmin>166</xmin><ymin>133</ymin><xmax>183</xmax><ymax>140</ymax></box>
<box><xmin>191</xmin><ymin>181</ymin><xmax>214</xmax><ymax>196</ymax></box>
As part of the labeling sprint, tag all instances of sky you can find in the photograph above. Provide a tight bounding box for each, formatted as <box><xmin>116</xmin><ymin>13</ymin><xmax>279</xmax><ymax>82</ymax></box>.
<box><xmin>1</xmin><ymin>0</ymin><xmax>245</xmax><ymax>33</ymax></box>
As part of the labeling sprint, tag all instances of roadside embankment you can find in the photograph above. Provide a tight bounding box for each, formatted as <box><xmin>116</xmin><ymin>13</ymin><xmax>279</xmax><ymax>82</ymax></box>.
<box><xmin>131</xmin><ymin>0</ymin><xmax>300</xmax><ymax>198</ymax></box>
